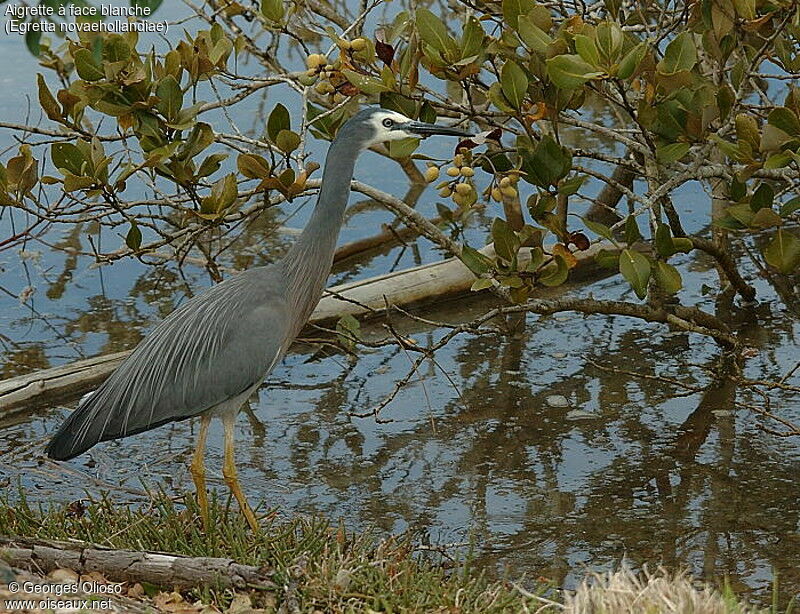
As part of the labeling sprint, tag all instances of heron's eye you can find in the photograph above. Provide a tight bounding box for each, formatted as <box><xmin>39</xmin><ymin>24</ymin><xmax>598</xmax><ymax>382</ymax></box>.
<box><xmin>382</xmin><ymin>118</ymin><xmax>394</xmax><ymax>128</ymax></box>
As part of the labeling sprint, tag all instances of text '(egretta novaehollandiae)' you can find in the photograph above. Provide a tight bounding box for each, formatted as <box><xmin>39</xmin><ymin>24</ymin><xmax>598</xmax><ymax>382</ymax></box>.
<box><xmin>46</xmin><ymin>107</ymin><xmax>472</xmax><ymax>531</ymax></box>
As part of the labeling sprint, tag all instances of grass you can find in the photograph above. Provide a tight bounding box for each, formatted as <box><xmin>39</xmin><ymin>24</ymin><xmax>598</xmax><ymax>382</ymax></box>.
<box><xmin>0</xmin><ymin>489</ymin><xmax>793</xmax><ymax>613</ymax></box>
<box><xmin>0</xmin><ymin>489</ymin><xmax>549</xmax><ymax>612</ymax></box>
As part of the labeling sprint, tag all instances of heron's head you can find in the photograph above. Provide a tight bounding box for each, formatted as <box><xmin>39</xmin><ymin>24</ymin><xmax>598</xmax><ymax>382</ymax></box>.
<box><xmin>341</xmin><ymin>107</ymin><xmax>473</xmax><ymax>149</ymax></box>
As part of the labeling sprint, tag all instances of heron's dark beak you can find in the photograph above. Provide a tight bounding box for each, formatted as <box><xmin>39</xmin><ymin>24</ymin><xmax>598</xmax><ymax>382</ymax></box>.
<box><xmin>401</xmin><ymin>120</ymin><xmax>473</xmax><ymax>138</ymax></box>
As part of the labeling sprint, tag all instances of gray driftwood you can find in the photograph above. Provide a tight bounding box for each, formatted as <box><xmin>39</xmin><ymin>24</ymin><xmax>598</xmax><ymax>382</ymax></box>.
<box><xmin>0</xmin><ymin>536</ymin><xmax>275</xmax><ymax>590</ymax></box>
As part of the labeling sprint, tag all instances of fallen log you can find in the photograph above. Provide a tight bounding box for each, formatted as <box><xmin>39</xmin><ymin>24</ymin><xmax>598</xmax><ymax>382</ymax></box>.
<box><xmin>0</xmin><ymin>242</ymin><xmax>611</xmax><ymax>414</ymax></box>
<box><xmin>333</xmin><ymin>219</ymin><xmax>439</xmax><ymax>262</ymax></box>
<box><xmin>0</xmin><ymin>536</ymin><xmax>275</xmax><ymax>591</ymax></box>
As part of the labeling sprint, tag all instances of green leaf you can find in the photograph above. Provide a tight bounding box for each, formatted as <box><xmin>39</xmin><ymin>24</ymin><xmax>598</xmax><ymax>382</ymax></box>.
<box><xmin>471</xmin><ymin>277</ymin><xmax>494</xmax><ymax>291</ymax></box>
<box><xmin>156</xmin><ymin>76</ymin><xmax>183</xmax><ymax>122</ymax></box>
<box><xmin>37</xmin><ymin>74</ymin><xmax>63</xmax><ymax>123</ymax></box>
<box><xmin>517</xmin><ymin>16</ymin><xmax>551</xmax><ymax>53</ymax></box>
<box><xmin>735</xmin><ymin>113</ymin><xmax>761</xmax><ymax>151</ymax></box>
<box><xmin>51</xmin><ymin>143</ymin><xmax>85</xmax><ymax>176</ymax></box>
<box><xmin>750</xmin><ymin>207</ymin><xmax>782</xmax><ymax>229</ymax></box>
<box><xmin>559</xmin><ymin>174</ymin><xmax>585</xmax><ymax>196</ymax></box>
<box><xmin>656</xmin><ymin>142</ymin><xmax>690</xmax><ymax>164</ymax></box>
<box><xmin>126</xmin><ymin>221</ymin><xmax>142</xmax><ymax>250</ymax></box>
<box><xmin>419</xmin><ymin>101</ymin><xmax>437</xmax><ymax>124</ymax></box>
<box><xmin>763</xmin><ymin>228</ymin><xmax>800</xmax><ymax>274</ymax></box>
<box><xmin>210</xmin><ymin>37</ymin><xmax>233</xmax><ymax>66</ymax></box>
<box><xmin>213</xmin><ymin>173</ymin><xmax>239</xmax><ymax>210</ymax></box>
<box><xmin>768</xmin><ymin>107</ymin><xmax>800</xmax><ymax>136</ymax></box>
<box><xmin>461</xmin><ymin>245</ymin><xmax>492</xmax><ymax>276</ymax></box>
<box><xmin>616</xmin><ymin>41</ymin><xmax>647</xmax><ymax>79</ymax></box>
<box><xmin>276</xmin><ymin>129</ymin><xmax>301</xmax><ymax>154</ymax></box>
<box><xmin>619</xmin><ymin>249</ymin><xmax>651</xmax><ymax>299</ymax></box>
<box><xmin>461</xmin><ymin>17</ymin><xmax>485</xmax><ymax>58</ymax></box>
<box><xmin>260</xmin><ymin>0</ymin><xmax>284</xmax><ymax>23</ymax></box>
<box><xmin>653</xmin><ymin>261</ymin><xmax>682</xmax><ymax>294</ymax></box>
<box><xmin>521</xmin><ymin>135</ymin><xmax>572</xmax><ymax>187</ymax></box>
<box><xmin>655</xmin><ymin>223</ymin><xmax>676</xmax><ymax>257</ymax></box>
<box><xmin>546</xmin><ymin>54</ymin><xmax>603</xmax><ymax>90</ymax></box>
<box><xmin>73</xmin><ymin>49</ymin><xmax>105</xmax><ymax>81</ymax></box>
<box><xmin>764</xmin><ymin>152</ymin><xmax>792</xmax><ymax>169</ymax></box>
<box><xmin>624</xmin><ymin>215</ymin><xmax>642</xmax><ymax>245</ymax></box>
<box><xmin>341</xmin><ymin>69</ymin><xmax>390</xmax><ymax>95</ymax></box>
<box><xmin>63</xmin><ymin>173</ymin><xmax>95</xmax><ymax>192</ymax></box>
<box><xmin>760</xmin><ymin>124</ymin><xmax>794</xmax><ymax>153</ymax></box>
<box><xmin>574</xmin><ymin>35</ymin><xmax>601</xmax><ymax>67</ymax></box>
<box><xmin>487</xmin><ymin>82</ymin><xmax>516</xmax><ymax>113</ymax></box>
<box><xmin>416</xmin><ymin>9</ymin><xmax>456</xmax><ymax>56</ymax></box>
<box><xmin>237</xmin><ymin>153</ymin><xmax>271</xmax><ymax>179</ymax></box>
<box><xmin>103</xmin><ymin>35</ymin><xmax>131</xmax><ymax>63</ymax></box>
<box><xmin>387</xmin><ymin>137</ymin><xmax>420</xmax><ymax>159</ymax></box>
<box><xmin>657</xmin><ymin>32</ymin><xmax>697</xmax><ymax>74</ymax></box>
<box><xmin>751</xmin><ymin>182</ymin><xmax>774</xmax><ymax>212</ymax></box>
<box><xmin>197</xmin><ymin>153</ymin><xmax>228</xmax><ymax>179</ymax></box>
<box><xmin>141</xmin><ymin>143</ymin><xmax>175</xmax><ymax>169</ymax></box>
<box><xmin>733</xmin><ymin>0</ymin><xmax>755</xmax><ymax>19</ymax></box>
<box><xmin>380</xmin><ymin>92</ymin><xmax>417</xmax><ymax>118</ymax></box>
<box><xmin>539</xmin><ymin>254</ymin><xmax>569</xmax><ymax>286</ymax></box>
<box><xmin>595</xmin><ymin>20</ymin><xmax>624</xmax><ymax>63</ymax></box>
<box><xmin>167</xmin><ymin>102</ymin><xmax>204</xmax><ymax>130</ymax></box>
<box><xmin>525</xmin><ymin>246</ymin><xmax>544</xmax><ymax>271</ymax></box>
<box><xmin>502</xmin><ymin>0</ymin><xmax>526</xmax><ymax>28</ymax></box>
<box><xmin>673</xmin><ymin>237</ymin><xmax>694</xmax><ymax>255</ymax></box>
<box><xmin>726</xmin><ymin>202</ymin><xmax>754</xmax><ymax>227</ymax></box>
<box><xmin>501</xmin><ymin>61</ymin><xmax>528</xmax><ymax>109</ymax></box>
<box><xmin>178</xmin><ymin>122</ymin><xmax>214</xmax><ymax>160</ymax></box>
<box><xmin>730</xmin><ymin>176</ymin><xmax>746</xmax><ymax>201</ymax></box>
<box><xmin>26</xmin><ymin>30</ymin><xmax>42</xmax><ymax>57</ymax></box>
<box><xmin>779</xmin><ymin>196</ymin><xmax>800</xmax><ymax>217</ymax></box>
<box><xmin>709</xmin><ymin>134</ymin><xmax>741</xmax><ymax>160</ymax></box>
<box><xmin>492</xmin><ymin>217</ymin><xmax>521</xmax><ymax>263</ymax></box>
<box><xmin>717</xmin><ymin>84</ymin><xmax>735</xmax><ymax>121</ymax></box>
<box><xmin>582</xmin><ymin>217</ymin><xmax>614</xmax><ymax>241</ymax></box>
<box><xmin>267</xmin><ymin>103</ymin><xmax>290</xmax><ymax>142</ymax></box>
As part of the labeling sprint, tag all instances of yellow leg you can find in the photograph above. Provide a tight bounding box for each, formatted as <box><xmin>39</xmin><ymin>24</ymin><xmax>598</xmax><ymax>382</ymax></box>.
<box><xmin>190</xmin><ymin>414</ymin><xmax>211</xmax><ymax>530</ymax></box>
<box><xmin>222</xmin><ymin>411</ymin><xmax>260</xmax><ymax>532</ymax></box>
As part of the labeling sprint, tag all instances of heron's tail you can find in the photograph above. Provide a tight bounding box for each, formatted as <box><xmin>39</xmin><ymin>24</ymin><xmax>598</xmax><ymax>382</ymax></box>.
<box><xmin>46</xmin><ymin>406</ymin><xmax>99</xmax><ymax>460</ymax></box>
<box><xmin>46</xmin><ymin>391</ymin><xmax>178</xmax><ymax>461</ymax></box>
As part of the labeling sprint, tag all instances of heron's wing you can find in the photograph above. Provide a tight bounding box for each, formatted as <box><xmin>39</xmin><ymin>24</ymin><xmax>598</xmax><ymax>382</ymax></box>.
<box><xmin>46</xmin><ymin>266</ymin><xmax>290</xmax><ymax>460</ymax></box>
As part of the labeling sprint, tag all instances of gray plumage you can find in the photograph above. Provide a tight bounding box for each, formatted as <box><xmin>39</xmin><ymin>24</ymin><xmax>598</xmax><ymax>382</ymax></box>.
<box><xmin>46</xmin><ymin>106</ymin><xmax>471</xmax><ymax>462</ymax></box>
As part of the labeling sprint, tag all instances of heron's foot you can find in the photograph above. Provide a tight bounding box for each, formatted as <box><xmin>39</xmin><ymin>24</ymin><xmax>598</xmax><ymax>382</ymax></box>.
<box><xmin>190</xmin><ymin>415</ymin><xmax>212</xmax><ymax>531</ymax></box>
<box><xmin>221</xmin><ymin>410</ymin><xmax>260</xmax><ymax>532</ymax></box>
<box><xmin>223</xmin><ymin>476</ymin><xmax>260</xmax><ymax>532</ymax></box>
<box><xmin>189</xmin><ymin>462</ymin><xmax>210</xmax><ymax>531</ymax></box>
<box><xmin>194</xmin><ymin>485</ymin><xmax>210</xmax><ymax>531</ymax></box>
<box><xmin>238</xmin><ymin>497</ymin><xmax>260</xmax><ymax>533</ymax></box>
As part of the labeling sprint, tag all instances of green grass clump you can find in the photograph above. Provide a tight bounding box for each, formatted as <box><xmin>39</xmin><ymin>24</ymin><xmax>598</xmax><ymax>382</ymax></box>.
<box><xmin>0</xmin><ymin>490</ymin><xmax>549</xmax><ymax>612</ymax></box>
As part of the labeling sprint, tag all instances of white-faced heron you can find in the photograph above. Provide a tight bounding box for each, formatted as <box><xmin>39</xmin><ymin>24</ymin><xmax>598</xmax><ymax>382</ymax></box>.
<box><xmin>46</xmin><ymin>107</ymin><xmax>472</xmax><ymax>530</ymax></box>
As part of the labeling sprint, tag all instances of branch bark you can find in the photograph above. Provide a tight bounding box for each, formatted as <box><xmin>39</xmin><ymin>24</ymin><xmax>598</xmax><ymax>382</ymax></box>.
<box><xmin>0</xmin><ymin>536</ymin><xmax>275</xmax><ymax>591</ymax></box>
<box><xmin>690</xmin><ymin>237</ymin><xmax>756</xmax><ymax>302</ymax></box>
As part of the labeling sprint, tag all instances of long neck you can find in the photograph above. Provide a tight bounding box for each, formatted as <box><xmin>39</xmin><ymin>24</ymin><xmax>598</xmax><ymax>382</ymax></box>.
<box><xmin>282</xmin><ymin>137</ymin><xmax>358</xmax><ymax>333</ymax></box>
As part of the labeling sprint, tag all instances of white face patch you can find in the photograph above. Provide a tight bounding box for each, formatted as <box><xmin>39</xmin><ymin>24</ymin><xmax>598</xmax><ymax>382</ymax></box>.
<box><xmin>366</xmin><ymin>110</ymin><xmax>415</xmax><ymax>145</ymax></box>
